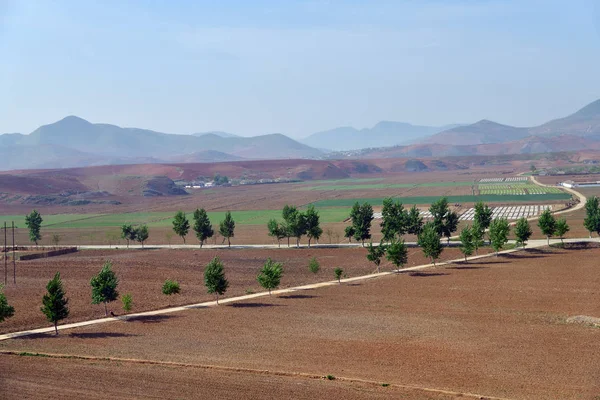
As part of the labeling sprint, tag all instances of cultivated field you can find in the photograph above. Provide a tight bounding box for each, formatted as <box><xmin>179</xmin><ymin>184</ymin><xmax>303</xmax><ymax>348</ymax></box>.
<box><xmin>2</xmin><ymin>244</ymin><xmax>599</xmax><ymax>399</ymax></box>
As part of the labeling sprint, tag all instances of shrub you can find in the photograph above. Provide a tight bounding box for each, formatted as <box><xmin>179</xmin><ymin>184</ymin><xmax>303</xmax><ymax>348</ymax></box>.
<box><xmin>162</xmin><ymin>280</ymin><xmax>181</xmax><ymax>296</ymax></box>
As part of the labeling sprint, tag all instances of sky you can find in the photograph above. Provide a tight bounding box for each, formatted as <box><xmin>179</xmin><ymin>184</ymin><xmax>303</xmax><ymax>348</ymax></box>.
<box><xmin>1</xmin><ymin>0</ymin><xmax>599</xmax><ymax>138</ymax></box>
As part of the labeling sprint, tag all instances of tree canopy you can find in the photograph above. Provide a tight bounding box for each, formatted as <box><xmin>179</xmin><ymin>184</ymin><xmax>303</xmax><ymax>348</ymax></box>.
<box><xmin>219</xmin><ymin>211</ymin><xmax>236</xmax><ymax>247</ymax></box>
<box><xmin>41</xmin><ymin>272</ymin><xmax>69</xmax><ymax>335</ymax></box>
<box><xmin>0</xmin><ymin>284</ymin><xmax>15</xmax><ymax>323</ymax></box>
<box><xmin>489</xmin><ymin>217</ymin><xmax>510</xmax><ymax>255</ymax></box>
<box><xmin>304</xmin><ymin>205</ymin><xmax>323</xmax><ymax>247</ymax></box>
<box><xmin>25</xmin><ymin>209</ymin><xmax>43</xmax><ymax>245</ymax></box>
<box><xmin>204</xmin><ymin>256</ymin><xmax>229</xmax><ymax>303</ymax></box>
<box><xmin>193</xmin><ymin>208</ymin><xmax>214</xmax><ymax>247</ymax></box>
<box><xmin>459</xmin><ymin>226</ymin><xmax>475</xmax><ymax>262</ymax></box>
<box><xmin>429</xmin><ymin>197</ymin><xmax>459</xmax><ymax>244</ymax></box>
<box><xmin>406</xmin><ymin>205</ymin><xmax>424</xmax><ymax>236</ymax></box>
<box><xmin>380</xmin><ymin>197</ymin><xmax>407</xmax><ymax>242</ymax></box>
<box><xmin>121</xmin><ymin>224</ymin><xmax>136</xmax><ymax>248</ymax></box>
<box><xmin>172</xmin><ymin>211</ymin><xmax>190</xmax><ymax>244</ymax></box>
<box><xmin>417</xmin><ymin>222</ymin><xmax>443</xmax><ymax>265</ymax></box>
<box><xmin>537</xmin><ymin>209</ymin><xmax>556</xmax><ymax>245</ymax></box>
<box><xmin>349</xmin><ymin>202</ymin><xmax>374</xmax><ymax>245</ymax></box>
<box><xmin>514</xmin><ymin>217</ymin><xmax>532</xmax><ymax>247</ymax></box>
<box><xmin>366</xmin><ymin>241</ymin><xmax>387</xmax><ymax>273</ymax></box>
<box><xmin>135</xmin><ymin>225</ymin><xmax>149</xmax><ymax>248</ymax></box>
<box><xmin>386</xmin><ymin>239</ymin><xmax>408</xmax><ymax>271</ymax></box>
<box><xmin>257</xmin><ymin>258</ymin><xmax>283</xmax><ymax>295</ymax></box>
<box><xmin>91</xmin><ymin>260</ymin><xmax>119</xmax><ymax>316</ymax></box>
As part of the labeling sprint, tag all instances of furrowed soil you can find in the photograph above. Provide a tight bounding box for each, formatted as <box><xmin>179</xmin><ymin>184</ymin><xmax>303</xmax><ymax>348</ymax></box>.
<box><xmin>2</xmin><ymin>245</ymin><xmax>599</xmax><ymax>399</ymax></box>
<box><xmin>0</xmin><ymin>246</ymin><xmax>479</xmax><ymax>333</ymax></box>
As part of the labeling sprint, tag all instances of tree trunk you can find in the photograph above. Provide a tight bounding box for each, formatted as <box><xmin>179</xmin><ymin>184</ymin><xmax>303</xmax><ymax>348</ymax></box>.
<box><xmin>296</xmin><ymin>238</ymin><xmax>300</xmax><ymax>248</ymax></box>
<box><xmin>216</xmin><ymin>292</ymin><xmax>219</xmax><ymax>305</ymax></box>
<box><xmin>104</xmin><ymin>302</ymin><xmax>108</xmax><ymax>316</ymax></box>
<box><xmin>127</xmin><ymin>240</ymin><xmax>129</xmax><ymax>248</ymax></box>
<box><xmin>200</xmin><ymin>241</ymin><xmax>203</xmax><ymax>248</ymax></box>
<box><xmin>228</xmin><ymin>237</ymin><xmax>231</xmax><ymax>247</ymax></box>
<box><xmin>308</xmin><ymin>238</ymin><xmax>311</xmax><ymax>248</ymax></box>
<box><xmin>183</xmin><ymin>236</ymin><xmax>186</xmax><ymax>244</ymax></box>
<box><xmin>278</xmin><ymin>241</ymin><xmax>281</xmax><ymax>248</ymax></box>
<box><xmin>547</xmin><ymin>236</ymin><xmax>549</xmax><ymax>245</ymax></box>
<box><xmin>54</xmin><ymin>321</ymin><xmax>58</xmax><ymax>335</ymax></box>
<box><xmin>464</xmin><ymin>255</ymin><xmax>467</xmax><ymax>262</ymax></box>
<box><xmin>268</xmin><ymin>288</ymin><xmax>271</xmax><ymax>296</ymax></box>
<box><xmin>287</xmin><ymin>237</ymin><xmax>290</xmax><ymax>247</ymax></box>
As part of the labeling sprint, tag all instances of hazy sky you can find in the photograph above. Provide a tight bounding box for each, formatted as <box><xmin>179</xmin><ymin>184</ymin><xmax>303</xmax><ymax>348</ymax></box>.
<box><xmin>1</xmin><ymin>0</ymin><xmax>599</xmax><ymax>138</ymax></box>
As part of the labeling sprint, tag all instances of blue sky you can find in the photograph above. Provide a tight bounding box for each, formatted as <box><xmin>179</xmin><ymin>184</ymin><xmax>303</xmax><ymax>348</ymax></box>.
<box><xmin>1</xmin><ymin>0</ymin><xmax>599</xmax><ymax>137</ymax></box>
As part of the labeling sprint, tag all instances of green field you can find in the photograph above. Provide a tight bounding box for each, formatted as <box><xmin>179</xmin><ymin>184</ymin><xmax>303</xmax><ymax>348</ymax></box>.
<box><xmin>310</xmin><ymin>193</ymin><xmax>572</xmax><ymax>208</ymax></box>
<box><xmin>300</xmin><ymin>181</ymin><xmax>475</xmax><ymax>191</ymax></box>
<box><xmin>0</xmin><ymin>209</ymin><xmax>354</xmax><ymax>229</ymax></box>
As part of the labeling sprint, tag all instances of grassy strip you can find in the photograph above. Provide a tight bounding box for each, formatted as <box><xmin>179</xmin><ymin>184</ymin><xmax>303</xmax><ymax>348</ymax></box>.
<box><xmin>311</xmin><ymin>193</ymin><xmax>571</xmax><ymax>207</ymax></box>
<box><xmin>300</xmin><ymin>181</ymin><xmax>475</xmax><ymax>191</ymax></box>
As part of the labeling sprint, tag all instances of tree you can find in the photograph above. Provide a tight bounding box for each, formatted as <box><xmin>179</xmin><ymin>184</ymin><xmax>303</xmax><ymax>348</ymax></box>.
<box><xmin>304</xmin><ymin>205</ymin><xmax>322</xmax><ymax>248</ymax></box>
<box><xmin>41</xmin><ymin>272</ymin><xmax>69</xmax><ymax>335</ymax></box>
<box><xmin>417</xmin><ymin>222</ymin><xmax>443</xmax><ymax>265</ymax></box>
<box><xmin>514</xmin><ymin>217</ymin><xmax>532</xmax><ymax>248</ymax></box>
<box><xmin>458</xmin><ymin>226</ymin><xmax>474</xmax><ymax>262</ymax></box>
<box><xmin>135</xmin><ymin>225</ymin><xmax>149</xmax><ymax>248</ymax></box>
<box><xmin>380</xmin><ymin>198</ymin><xmax>407</xmax><ymax>242</ymax></box>
<box><xmin>530</xmin><ymin>164</ymin><xmax>536</xmax><ymax>174</ymax></box>
<box><xmin>350</xmin><ymin>202</ymin><xmax>374</xmax><ymax>246</ymax></box>
<box><xmin>172</xmin><ymin>211</ymin><xmax>190</xmax><ymax>244</ymax></box>
<box><xmin>344</xmin><ymin>226</ymin><xmax>355</xmax><ymax>243</ymax></box>
<box><xmin>474</xmin><ymin>202</ymin><xmax>493</xmax><ymax>243</ymax></box>
<box><xmin>429</xmin><ymin>198</ymin><xmax>458</xmax><ymax>244</ymax></box>
<box><xmin>555</xmin><ymin>218</ymin><xmax>570</xmax><ymax>243</ymax></box>
<box><xmin>282</xmin><ymin>205</ymin><xmax>297</xmax><ymax>247</ymax></box>
<box><xmin>386</xmin><ymin>239</ymin><xmax>408</xmax><ymax>272</ymax></box>
<box><xmin>51</xmin><ymin>234</ymin><xmax>61</xmax><ymax>249</ymax></box>
<box><xmin>25</xmin><ymin>209</ymin><xmax>43</xmax><ymax>246</ymax></box>
<box><xmin>219</xmin><ymin>211</ymin><xmax>236</xmax><ymax>247</ymax></box>
<box><xmin>406</xmin><ymin>205</ymin><xmax>423</xmax><ymax>236</ymax></box>
<box><xmin>471</xmin><ymin>220</ymin><xmax>485</xmax><ymax>255</ymax></box>
<box><xmin>0</xmin><ymin>284</ymin><xmax>15</xmax><ymax>323</ymax></box>
<box><xmin>537</xmin><ymin>209</ymin><xmax>556</xmax><ymax>245</ymax></box>
<box><xmin>334</xmin><ymin>267</ymin><xmax>344</xmax><ymax>283</ymax></box>
<box><xmin>257</xmin><ymin>258</ymin><xmax>283</xmax><ymax>295</ymax></box>
<box><xmin>267</xmin><ymin>219</ymin><xmax>287</xmax><ymax>248</ymax></box>
<box><xmin>366</xmin><ymin>241</ymin><xmax>387</xmax><ymax>273</ymax></box>
<box><xmin>583</xmin><ymin>196</ymin><xmax>600</xmax><ymax>238</ymax></box>
<box><xmin>122</xmin><ymin>293</ymin><xmax>133</xmax><ymax>313</ymax></box>
<box><xmin>91</xmin><ymin>260</ymin><xmax>119</xmax><ymax>316</ymax></box>
<box><xmin>162</xmin><ymin>279</ymin><xmax>181</xmax><ymax>296</ymax></box>
<box><xmin>489</xmin><ymin>218</ymin><xmax>510</xmax><ymax>256</ymax></box>
<box><xmin>121</xmin><ymin>224</ymin><xmax>136</xmax><ymax>248</ymax></box>
<box><xmin>308</xmin><ymin>257</ymin><xmax>320</xmax><ymax>274</ymax></box>
<box><xmin>204</xmin><ymin>256</ymin><xmax>229</xmax><ymax>304</ymax></box>
<box><xmin>193</xmin><ymin>208</ymin><xmax>214</xmax><ymax>247</ymax></box>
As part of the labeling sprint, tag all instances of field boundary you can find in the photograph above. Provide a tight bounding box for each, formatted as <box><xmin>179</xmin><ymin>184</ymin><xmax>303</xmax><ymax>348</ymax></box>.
<box><xmin>2</xmin><ymin>239</ymin><xmax>580</xmax><ymax>341</ymax></box>
<box><xmin>0</xmin><ymin>351</ymin><xmax>514</xmax><ymax>400</ymax></box>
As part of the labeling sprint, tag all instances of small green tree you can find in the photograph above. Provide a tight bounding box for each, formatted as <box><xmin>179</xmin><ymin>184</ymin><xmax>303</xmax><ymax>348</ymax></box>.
<box><xmin>537</xmin><ymin>209</ymin><xmax>556</xmax><ymax>245</ymax></box>
<box><xmin>162</xmin><ymin>279</ymin><xmax>181</xmax><ymax>297</ymax></box>
<box><xmin>282</xmin><ymin>205</ymin><xmax>298</xmax><ymax>247</ymax></box>
<box><xmin>459</xmin><ymin>226</ymin><xmax>474</xmax><ymax>262</ymax></box>
<box><xmin>91</xmin><ymin>260</ymin><xmax>119</xmax><ymax>316</ymax></box>
<box><xmin>204</xmin><ymin>256</ymin><xmax>229</xmax><ymax>304</ymax></box>
<box><xmin>350</xmin><ymin>202</ymin><xmax>374</xmax><ymax>246</ymax></box>
<box><xmin>474</xmin><ymin>202</ymin><xmax>493</xmax><ymax>243</ymax></box>
<box><xmin>25</xmin><ymin>209</ymin><xmax>43</xmax><ymax>246</ymax></box>
<box><xmin>308</xmin><ymin>257</ymin><xmax>320</xmax><ymax>274</ymax></box>
<box><xmin>135</xmin><ymin>225</ymin><xmax>149</xmax><ymax>248</ymax></box>
<box><xmin>489</xmin><ymin>218</ymin><xmax>510</xmax><ymax>256</ymax></box>
<box><xmin>172</xmin><ymin>211</ymin><xmax>190</xmax><ymax>244</ymax></box>
<box><xmin>386</xmin><ymin>238</ymin><xmax>408</xmax><ymax>272</ymax></box>
<box><xmin>267</xmin><ymin>219</ymin><xmax>286</xmax><ymax>247</ymax></box>
<box><xmin>366</xmin><ymin>241</ymin><xmax>387</xmax><ymax>273</ymax></box>
<box><xmin>406</xmin><ymin>205</ymin><xmax>423</xmax><ymax>236</ymax></box>
<box><xmin>429</xmin><ymin>198</ymin><xmax>458</xmax><ymax>244</ymax></box>
<box><xmin>257</xmin><ymin>258</ymin><xmax>283</xmax><ymax>295</ymax></box>
<box><xmin>304</xmin><ymin>205</ymin><xmax>323</xmax><ymax>247</ymax></box>
<box><xmin>417</xmin><ymin>222</ymin><xmax>443</xmax><ymax>265</ymax></box>
<box><xmin>334</xmin><ymin>267</ymin><xmax>344</xmax><ymax>283</ymax></box>
<box><xmin>122</xmin><ymin>293</ymin><xmax>133</xmax><ymax>313</ymax></box>
<box><xmin>41</xmin><ymin>272</ymin><xmax>69</xmax><ymax>335</ymax></box>
<box><xmin>219</xmin><ymin>211</ymin><xmax>235</xmax><ymax>247</ymax></box>
<box><xmin>514</xmin><ymin>217</ymin><xmax>532</xmax><ymax>248</ymax></box>
<box><xmin>0</xmin><ymin>284</ymin><xmax>15</xmax><ymax>323</ymax></box>
<box><xmin>583</xmin><ymin>196</ymin><xmax>600</xmax><ymax>238</ymax></box>
<box><xmin>471</xmin><ymin>220</ymin><xmax>485</xmax><ymax>255</ymax></box>
<box><xmin>555</xmin><ymin>218</ymin><xmax>570</xmax><ymax>243</ymax></box>
<box><xmin>380</xmin><ymin>197</ymin><xmax>407</xmax><ymax>242</ymax></box>
<box><xmin>121</xmin><ymin>224</ymin><xmax>136</xmax><ymax>248</ymax></box>
<box><xmin>344</xmin><ymin>226</ymin><xmax>355</xmax><ymax>243</ymax></box>
<box><xmin>193</xmin><ymin>208</ymin><xmax>214</xmax><ymax>247</ymax></box>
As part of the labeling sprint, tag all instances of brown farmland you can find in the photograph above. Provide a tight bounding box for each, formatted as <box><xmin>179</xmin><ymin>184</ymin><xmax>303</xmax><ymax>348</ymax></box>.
<box><xmin>1</xmin><ymin>245</ymin><xmax>599</xmax><ymax>399</ymax></box>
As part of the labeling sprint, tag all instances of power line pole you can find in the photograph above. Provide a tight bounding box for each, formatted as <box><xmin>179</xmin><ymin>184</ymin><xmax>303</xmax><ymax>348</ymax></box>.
<box><xmin>12</xmin><ymin>221</ymin><xmax>16</xmax><ymax>285</ymax></box>
<box><xmin>3</xmin><ymin>222</ymin><xmax>6</xmax><ymax>285</ymax></box>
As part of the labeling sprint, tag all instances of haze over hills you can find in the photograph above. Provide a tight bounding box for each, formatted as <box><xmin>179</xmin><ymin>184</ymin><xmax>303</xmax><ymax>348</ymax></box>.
<box><xmin>301</xmin><ymin>121</ymin><xmax>463</xmax><ymax>151</ymax></box>
<box><xmin>0</xmin><ymin>116</ymin><xmax>322</xmax><ymax>170</ymax></box>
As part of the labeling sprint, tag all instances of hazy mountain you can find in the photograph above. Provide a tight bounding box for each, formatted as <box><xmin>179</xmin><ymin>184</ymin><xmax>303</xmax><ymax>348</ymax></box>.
<box><xmin>529</xmin><ymin>99</ymin><xmax>600</xmax><ymax>137</ymax></box>
<box><xmin>422</xmin><ymin>120</ymin><xmax>530</xmax><ymax>145</ymax></box>
<box><xmin>192</xmin><ymin>131</ymin><xmax>240</xmax><ymax>138</ymax></box>
<box><xmin>0</xmin><ymin>116</ymin><xmax>322</xmax><ymax>170</ymax></box>
<box><xmin>301</xmin><ymin>121</ymin><xmax>461</xmax><ymax>151</ymax></box>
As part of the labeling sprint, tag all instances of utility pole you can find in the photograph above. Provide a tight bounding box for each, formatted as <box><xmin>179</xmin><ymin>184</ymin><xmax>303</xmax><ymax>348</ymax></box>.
<box><xmin>12</xmin><ymin>221</ymin><xmax>16</xmax><ymax>285</ymax></box>
<box><xmin>3</xmin><ymin>222</ymin><xmax>6</xmax><ymax>285</ymax></box>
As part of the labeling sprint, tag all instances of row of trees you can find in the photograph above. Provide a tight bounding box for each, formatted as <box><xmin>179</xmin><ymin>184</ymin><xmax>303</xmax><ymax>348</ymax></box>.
<box><xmin>172</xmin><ymin>210</ymin><xmax>235</xmax><ymax>247</ymax></box>
<box><xmin>267</xmin><ymin>205</ymin><xmax>322</xmax><ymax>248</ymax></box>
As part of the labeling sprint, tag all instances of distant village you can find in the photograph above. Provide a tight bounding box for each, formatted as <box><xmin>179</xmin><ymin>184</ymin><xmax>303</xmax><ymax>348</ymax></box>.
<box><xmin>176</xmin><ymin>174</ymin><xmax>300</xmax><ymax>190</ymax></box>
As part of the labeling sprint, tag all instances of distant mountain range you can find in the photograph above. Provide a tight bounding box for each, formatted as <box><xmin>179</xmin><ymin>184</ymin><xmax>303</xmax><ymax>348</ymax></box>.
<box><xmin>301</xmin><ymin>121</ymin><xmax>463</xmax><ymax>151</ymax></box>
<box><xmin>0</xmin><ymin>116</ymin><xmax>321</xmax><ymax>170</ymax></box>
<box><xmin>2</xmin><ymin>98</ymin><xmax>600</xmax><ymax>171</ymax></box>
